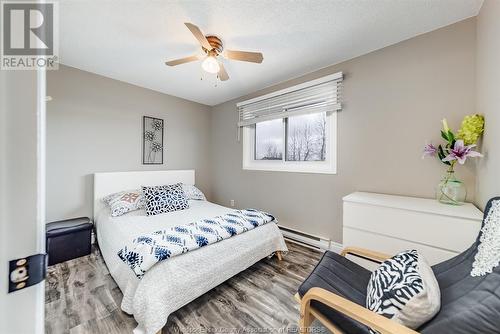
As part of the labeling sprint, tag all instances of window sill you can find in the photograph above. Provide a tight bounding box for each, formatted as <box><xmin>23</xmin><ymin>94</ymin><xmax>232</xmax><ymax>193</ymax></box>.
<box><xmin>242</xmin><ymin>165</ymin><xmax>337</xmax><ymax>175</ymax></box>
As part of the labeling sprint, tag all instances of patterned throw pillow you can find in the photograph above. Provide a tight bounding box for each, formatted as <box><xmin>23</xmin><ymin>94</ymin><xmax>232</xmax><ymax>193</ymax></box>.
<box><xmin>142</xmin><ymin>183</ymin><xmax>189</xmax><ymax>216</ymax></box>
<box><xmin>102</xmin><ymin>189</ymin><xmax>145</xmax><ymax>217</ymax></box>
<box><xmin>182</xmin><ymin>183</ymin><xmax>206</xmax><ymax>201</ymax></box>
<box><xmin>366</xmin><ymin>250</ymin><xmax>441</xmax><ymax>332</ymax></box>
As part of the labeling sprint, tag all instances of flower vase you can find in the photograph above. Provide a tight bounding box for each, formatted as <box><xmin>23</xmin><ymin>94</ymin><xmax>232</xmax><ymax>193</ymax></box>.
<box><xmin>436</xmin><ymin>169</ymin><xmax>467</xmax><ymax>205</ymax></box>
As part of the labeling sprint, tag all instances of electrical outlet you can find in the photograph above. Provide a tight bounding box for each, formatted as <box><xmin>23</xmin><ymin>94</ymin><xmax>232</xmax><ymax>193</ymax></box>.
<box><xmin>230</xmin><ymin>199</ymin><xmax>235</xmax><ymax>207</ymax></box>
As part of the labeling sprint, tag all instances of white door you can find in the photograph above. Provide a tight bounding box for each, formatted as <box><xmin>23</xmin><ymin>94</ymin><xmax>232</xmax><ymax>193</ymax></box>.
<box><xmin>0</xmin><ymin>68</ymin><xmax>46</xmax><ymax>333</ymax></box>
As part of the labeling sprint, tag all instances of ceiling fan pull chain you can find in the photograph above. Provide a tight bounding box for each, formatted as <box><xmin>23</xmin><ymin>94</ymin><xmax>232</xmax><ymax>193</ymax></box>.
<box><xmin>200</xmin><ymin>67</ymin><xmax>205</xmax><ymax>81</ymax></box>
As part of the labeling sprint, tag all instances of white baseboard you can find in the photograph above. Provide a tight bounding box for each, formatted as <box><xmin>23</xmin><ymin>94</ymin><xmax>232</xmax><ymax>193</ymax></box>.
<box><xmin>329</xmin><ymin>241</ymin><xmax>344</xmax><ymax>254</ymax></box>
<box><xmin>284</xmin><ymin>238</ymin><xmax>326</xmax><ymax>252</ymax></box>
<box><xmin>278</xmin><ymin>224</ymin><xmax>338</xmax><ymax>251</ymax></box>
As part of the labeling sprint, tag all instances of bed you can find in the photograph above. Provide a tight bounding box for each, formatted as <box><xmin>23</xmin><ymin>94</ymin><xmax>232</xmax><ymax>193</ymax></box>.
<box><xmin>93</xmin><ymin>170</ymin><xmax>288</xmax><ymax>334</ymax></box>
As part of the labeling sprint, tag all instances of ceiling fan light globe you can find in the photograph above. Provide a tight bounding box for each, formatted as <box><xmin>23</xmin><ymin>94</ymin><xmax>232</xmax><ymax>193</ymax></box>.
<box><xmin>202</xmin><ymin>56</ymin><xmax>220</xmax><ymax>74</ymax></box>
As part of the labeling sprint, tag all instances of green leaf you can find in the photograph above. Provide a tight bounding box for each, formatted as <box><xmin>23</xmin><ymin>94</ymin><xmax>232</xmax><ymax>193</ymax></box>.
<box><xmin>438</xmin><ymin>144</ymin><xmax>445</xmax><ymax>157</ymax></box>
<box><xmin>448</xmin><ymin>130</ymin><xmax>455</xmax><ymax>142</ymax></box>
<box><xmin>441</xmin><ymin>130</ymin><xmax>449</xmax><ymax>142</ymax></box>
<box><xmin>438</xmin><ymin>145</ymin><xmax>451</xmax><ymax>165</ymax></box>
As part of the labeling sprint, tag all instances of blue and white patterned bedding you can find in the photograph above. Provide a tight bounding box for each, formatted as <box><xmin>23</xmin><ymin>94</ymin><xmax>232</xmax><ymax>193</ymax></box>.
<box><xmin>118</xmin><ymin>209</ymin><xmax>276</xmax><ymax>278</ymax></box>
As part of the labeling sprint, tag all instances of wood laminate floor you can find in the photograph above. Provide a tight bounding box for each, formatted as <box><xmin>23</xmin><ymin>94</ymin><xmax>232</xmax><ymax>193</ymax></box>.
<box><xmin>45</xmin><ymin>241</ymin><xmax>323</xmax><ymax>334</ymax></box>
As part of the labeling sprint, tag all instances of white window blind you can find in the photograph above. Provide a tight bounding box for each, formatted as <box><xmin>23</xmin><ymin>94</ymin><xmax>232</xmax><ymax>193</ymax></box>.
<box><xmin>237</xmin><ymin>72</ymin><xmax>342</xmax><ymax>127</ymax></box>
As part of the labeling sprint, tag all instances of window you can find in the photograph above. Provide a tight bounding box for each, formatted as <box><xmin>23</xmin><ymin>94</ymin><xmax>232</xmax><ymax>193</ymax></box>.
<box><xmin>255</xmin><ymin>119</ymin><xmax>283</xmax><ymax>160</ymax></box>
<box><xmin>286</xmin><ymin>112</ymin><xmax>327</xmax><ymax>162</ymax></box>
<box><xmin>239</xmin><ymin>73</ymin><xmax>341</xmax><ymax>174</ymax></box>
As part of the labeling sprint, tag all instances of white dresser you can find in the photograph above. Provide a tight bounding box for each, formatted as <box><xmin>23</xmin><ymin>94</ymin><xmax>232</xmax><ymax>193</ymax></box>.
<box><xmin>343</xmin><ymin>192</ymin><xmax>483</xmax><ymax>269</ymax></box>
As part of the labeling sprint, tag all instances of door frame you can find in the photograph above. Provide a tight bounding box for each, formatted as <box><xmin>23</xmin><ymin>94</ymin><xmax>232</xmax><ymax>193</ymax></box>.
<box><xmin>34</xmin><ymin>64</ymin><xmax>47</xmax><ymax>334</ymax></box>
<box><xmin>0</xmin><ymin>67</ymin><xmax>47</xmax><ymax>334</ymax></box>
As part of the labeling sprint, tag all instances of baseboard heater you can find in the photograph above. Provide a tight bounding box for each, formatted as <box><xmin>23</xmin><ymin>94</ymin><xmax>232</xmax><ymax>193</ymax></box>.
<box><xmin>278</xmin><ymin>225</ymin><xmax>331</xmax><ymax>250</ymax></box>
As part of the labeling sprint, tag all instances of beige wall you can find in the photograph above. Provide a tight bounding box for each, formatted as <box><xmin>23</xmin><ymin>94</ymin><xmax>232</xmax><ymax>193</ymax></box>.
<box><xmin>46</xmin><ymin>65</ymin><xmax>212</xmax><ymax>222</ymax></box>
<box><xmin>210</xmin><ymin>18</ymin><xmax>477</xmax><ymax>243</ymax></box>
<box><xmin>47</xmin><ymin>17</ymin><xmax>482</xmax><ymax>240</ymax></box>
<box><xmin>476</xmin><ymin>0</ymin><xmax>500</xmax><ymax>209</ymax></box>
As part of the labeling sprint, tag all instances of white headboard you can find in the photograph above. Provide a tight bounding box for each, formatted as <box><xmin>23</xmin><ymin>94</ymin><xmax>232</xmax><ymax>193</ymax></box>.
<box><xmin>93</xmin><ymin>170</ymin><xmax>195</xmax><ymax>221</ymax></box>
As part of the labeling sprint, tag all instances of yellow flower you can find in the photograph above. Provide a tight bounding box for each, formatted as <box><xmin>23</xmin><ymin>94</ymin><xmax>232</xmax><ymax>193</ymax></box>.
<box><xmin>457</xmin><ymin>114</ymin><xmax>485</xmax><ymax>145</ymax></box>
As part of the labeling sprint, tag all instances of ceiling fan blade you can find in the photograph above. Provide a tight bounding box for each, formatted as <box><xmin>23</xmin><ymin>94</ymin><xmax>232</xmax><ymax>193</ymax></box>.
<box><xmin>225</xmin><ymin>50</ymin><xmax>263</xmax><ymax>63</ymax></box>
<box><xmin>165</xmin><ymin>55</ymin><xmax>199</xmax><ymax>66</ymax></box>
<box><xmin>218</xmin><ymin>62</ymin><xmax>229</xmax><ymax>81</ymax></box>
<box><xmin>184</xmin><ymin>22</ymin><xmax>212</xmax><ymax>50</ymax></box>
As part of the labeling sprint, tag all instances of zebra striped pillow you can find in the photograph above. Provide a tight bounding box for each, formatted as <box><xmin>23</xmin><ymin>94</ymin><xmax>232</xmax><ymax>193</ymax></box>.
<box><xmin>366</xmin><ymin>250</ymin><xmax>441</xmax><ymax>332</ymax></box>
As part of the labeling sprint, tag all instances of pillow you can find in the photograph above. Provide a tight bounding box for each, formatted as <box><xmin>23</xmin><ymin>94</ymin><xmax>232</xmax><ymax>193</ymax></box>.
<box><xmin>142</xmin><ymin>183</ymin><xmax>189</xmax><ymax>216</ymax></box>
<box><xmin>366</xmin><ymin>250</ymin><xmax>440</xmax><ymax>332</ymax></box>
<box><xmin>102</xmin><ymin>189</ymin><xmax>145</xmax><ymax>217</ymax></box>
<box><xmin>471</xmin><ymin>199</ymin><xmax>500</xmax><ymax>276</ymax></box>
<box><xmin>182</xmin><ymin>183</ymin><xmax>206</xmax><ymax>201</ymax></box>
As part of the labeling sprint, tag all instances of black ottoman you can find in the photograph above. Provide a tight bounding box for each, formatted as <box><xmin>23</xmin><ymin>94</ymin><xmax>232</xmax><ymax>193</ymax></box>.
<box><xmin>46</xmin><ymin>217</ymin><xmax>93</xmax><ymax>265</ymax></box>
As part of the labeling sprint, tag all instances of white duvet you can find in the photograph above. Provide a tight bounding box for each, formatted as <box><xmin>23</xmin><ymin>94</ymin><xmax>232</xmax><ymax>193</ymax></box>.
<box><xmin>96</xmin><ymin>200</ymin><xmax>288</xmax><ymax>334</ymax></box>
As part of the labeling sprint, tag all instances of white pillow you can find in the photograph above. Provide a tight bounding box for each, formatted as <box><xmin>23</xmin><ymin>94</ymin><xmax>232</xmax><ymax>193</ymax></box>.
<box><xmin>182</xmin><ymin>183</ymin><xmax>206</xmax><ymax>201</ymax></box>
<box><xmin>366</xmin><ymin>250</ymin><xmax>441</xmax><ymax>332</ymax></box>
<box><xmin>102</xmin><ymin>189</ymin><xmax>145</xmax><ymax>217</ymax></box>
<box><xmin>471</xmin><ymin>199</ymin><xmax>500</xmax><ymax>276</ymax></box>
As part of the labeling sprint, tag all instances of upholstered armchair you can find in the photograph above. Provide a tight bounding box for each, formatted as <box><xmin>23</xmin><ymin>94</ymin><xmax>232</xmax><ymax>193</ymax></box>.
<box><xmin>296</xmin><ymin>197</ymin><xmax>500</xmax><ymax>334</ymax></box>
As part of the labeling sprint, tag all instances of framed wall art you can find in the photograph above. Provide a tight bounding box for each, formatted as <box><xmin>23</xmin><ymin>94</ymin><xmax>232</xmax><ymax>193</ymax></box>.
<box><xmin>142</xmin><ymin>116</ymin><xmax>164</xmax><ymax>165</ymax></box>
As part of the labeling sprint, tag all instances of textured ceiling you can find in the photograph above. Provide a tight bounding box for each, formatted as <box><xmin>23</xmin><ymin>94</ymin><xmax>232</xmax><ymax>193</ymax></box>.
<box><xmin>59</xmin><ymin>0</ymin><xmax>483</xmax><ymax>106</ymax></box>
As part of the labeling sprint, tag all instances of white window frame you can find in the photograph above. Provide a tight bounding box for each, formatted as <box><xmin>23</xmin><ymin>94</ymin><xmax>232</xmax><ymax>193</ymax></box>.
<box><xmin>242</xmin><ymin>111</ymin><xmax>337</xmax><ymax>174</ymax></box>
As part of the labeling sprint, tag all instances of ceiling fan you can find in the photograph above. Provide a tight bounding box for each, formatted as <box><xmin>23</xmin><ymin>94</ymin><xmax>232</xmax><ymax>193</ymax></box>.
<box><xmin>165</xmin><ymin>23</ymin><xmax>264</xmax><ymax>81</ymax></box>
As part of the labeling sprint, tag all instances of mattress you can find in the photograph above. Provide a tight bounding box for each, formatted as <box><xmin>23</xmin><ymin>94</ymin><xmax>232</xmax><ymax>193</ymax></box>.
<box><xmin>95</xmin><ymin>200</ymin><xmax>288</xmax><ymax>334</ymax></box>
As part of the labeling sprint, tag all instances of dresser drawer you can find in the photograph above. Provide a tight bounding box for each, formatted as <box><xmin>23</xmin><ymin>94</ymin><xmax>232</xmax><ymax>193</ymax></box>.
<box><xmin>343</xmin><ymin>227</ymin><xmax>460</xmax><ymax>268</ymax></box>
<box><xmin>344</xmin><ymin>201</ymin><xmax>480</xmax><ymax>252</ymax></box>
<box><xmin>342</xmin><ymin>192</ymin><xmax>482</xmax><ymax>270</ymax></box>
